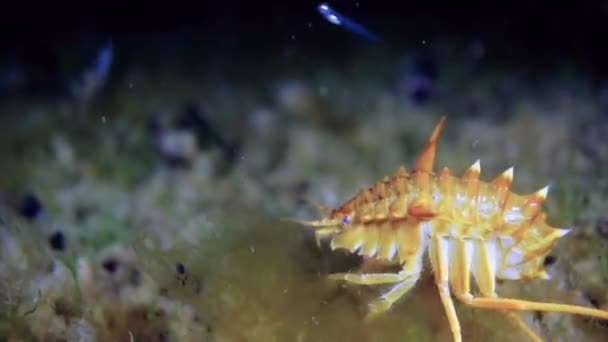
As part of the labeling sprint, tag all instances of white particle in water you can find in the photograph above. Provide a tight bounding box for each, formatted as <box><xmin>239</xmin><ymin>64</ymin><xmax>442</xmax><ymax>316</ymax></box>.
<box><xmin>319</xmin><ymin>85</ymin><xmax>328</xmax><ymax>97</ymax></box>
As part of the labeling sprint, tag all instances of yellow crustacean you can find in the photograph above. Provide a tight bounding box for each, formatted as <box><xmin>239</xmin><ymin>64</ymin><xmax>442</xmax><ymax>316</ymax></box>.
<box><xmin>290</xmin><ymin>116</ymin><xmax>608</xmax><ymax>342</ymax></box>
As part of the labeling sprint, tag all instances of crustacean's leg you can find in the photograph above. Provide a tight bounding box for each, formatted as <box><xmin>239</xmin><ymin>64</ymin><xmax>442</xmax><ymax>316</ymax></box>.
<box><xmin>429</xmin><ymin>235</ymin><xmax>462</xmax><ymax>342</ymax></box>
<box><xmin>314</xmin><ymin>227</ymin><xmax>341</xmax><ymax>247</ymax></box>
<box><xmin>444</xmin><ymin>238</ymin><xmax>543</xmax><ymax>342</ymax></box>
<box><xmin>367</xmin><ymin>273</ymin><xmax>420</xmax><ymax>315</ymax></box>
<box><xmin>281</xmin><ymin>216</ymin><xmax>341</xmax><ymax>247</ymax></box>
<box><xmin>329</xmin><ymin>226</ymin><xmax>426</xmax><ymax>317</ymax></box>
<box><xmin>504</xmin><ymin>312</ymin><xmax>543</xmax><ymax>342</ymax></box>
<box><xmin>328</xmin><ymin>272</ymin><xmax>408</xmax><ymax>285</ymax></box>
<box><xmin>448</xmin><ymin>238</ymin><xmax>608</xmax><ymax>342</ymax></box>
<box><xmin>466</xmin><ymin>297</ymin><xmax>608</xmax><ymax>320</ymax></box>
<box><xmin>329</xmin><ymin>270</ymin><xmax>421</xmax><ymax>316</ymax></box>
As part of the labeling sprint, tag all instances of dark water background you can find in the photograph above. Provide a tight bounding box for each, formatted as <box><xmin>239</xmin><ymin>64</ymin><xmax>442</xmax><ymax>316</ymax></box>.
<box><xmin>2</xmin><ymin>0</ymin><xmax>608</xmax><ymax>99</ymax></box>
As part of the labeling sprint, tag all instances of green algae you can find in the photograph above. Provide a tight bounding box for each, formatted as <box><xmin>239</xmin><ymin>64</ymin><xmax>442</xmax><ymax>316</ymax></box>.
<box><xmin>0</xmin><ymin>57</ymin><xmax>607</xmax><ymax>341</ymax></box>
<box><xmin>132</xmin><ymin>207</ymin><xmax>542</xmax><ymax>341</ymax></box>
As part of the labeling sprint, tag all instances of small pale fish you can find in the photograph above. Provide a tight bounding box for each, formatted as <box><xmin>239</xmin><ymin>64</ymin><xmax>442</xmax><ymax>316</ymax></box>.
<box><xmin>317</xmin><ymin>3</ymin><xmax>382</xmax><ymax>43</ymax></box>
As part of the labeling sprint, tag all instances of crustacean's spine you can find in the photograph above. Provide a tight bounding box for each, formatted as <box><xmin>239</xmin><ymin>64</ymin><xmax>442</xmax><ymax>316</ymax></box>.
<box><xmin>328</xmin><ymin>162</ymin><xmax>569</xmax><ymax>281</ymax></box>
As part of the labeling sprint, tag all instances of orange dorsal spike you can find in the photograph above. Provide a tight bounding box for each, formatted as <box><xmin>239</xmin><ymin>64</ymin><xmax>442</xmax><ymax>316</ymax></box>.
<box><xmin>531</xmin><ymin>185</ymin><xmax>549</xmax><ymax>203</ymax></box>
<box><xmin>463</xmin><ymin>160</ymin><xmax>481</xmax><ymax>195</ymax></box>
<box><xmin>438</xmin><ymin>166</ymin><xmax>451</xmax><ymax>178</ymax></box>
<box><xmin>361</xmin><ymin>188</ymin><xmax>374</xmax><ymax>203</ymax></box>
<box><xmin>372</xmin><ymin>181</ymin><xmax>387</xmax><ymax>199</ymax></box>
<box><xmin>523</xmin><ymin>186</ymin><xmax>548</xmax><ymax>214</ymax></box>
<box><xmin>491</xmin><ymin>167</ymin><xmax>514</xmax><ymax>212</ymax></box>
<box><xmin>412</xmin><ymin>116</ymin><xmax>447</xmax><ymax>173</ymax></box>
<box><xmin>394</xmin><ymin>165</ymin><xmax>408</xmax><ymax>178</ymax></box>
<box><xmin>462</xmin><ymin>160</ymin><xmax>481</xmax><ymax>181</ymax></box>
<box><xmin>521</xmin><ymin>185</ymin><xmax>549</xmax><ymax>211</ymax></box>
<box><xmin>491</xmin><ymin>166</ymin><xmax>514</xmax><ymax>189</ymax></box>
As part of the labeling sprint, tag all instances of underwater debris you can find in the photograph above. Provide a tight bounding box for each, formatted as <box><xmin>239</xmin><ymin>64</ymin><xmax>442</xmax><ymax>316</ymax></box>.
<box><xmin>129</xmin><ymin>268</ymin><xmax>142</xmax><ymax>287</ymax></box>
<box><xmin>177</xmin><ymin>104</ymin><xmax>238</xmax><ymax>163</ymax></box>
<box><xmin>49</xmin><ymin>231</ymin><xmax>66</xmax><ymax>252</ymax></box>
<box><xmin>173</xmin><ymin>262</ymin><xmax>203</xmax><ymax>294</ymax></box>
<box><xmin>148</xmin><ymin>104</ymin><xmax>238</xmax><ymax>169</ymax></box>
<box><xmin>101</xmin><ymin>258</ymin><xmax>119</xmax><ymax>274</ymax></box>
<box><xmin>91</xmin><ymin>305</ymin><xmax>174</xmax><ymax>342</ymax></box>
<box><xmin>398</xmin><ymin>58</ymin><xmax>437</xmax><ymax>105</ymax></box>
<box><xmin>156</xmin><ymin>128</ymin><xmax>199</xmax><ymax>168</ymax></box>
<box><xmin>0</xmin><ymin>188</ymin><xmax>44</xmax><ymax>221</ymax></box>
<box><xmin>578</xmin><ymin>119</ymin><xmax>608</xmax><ymax>172</ymax></box>
<box><xmin>148</xmin><ymin>114</ymin><xmax>198</xmax><ymax>168</ymax></box>
<box><xmin>543</xmin><ymin>255</ymin><xmax>557</xmax><ymax>267</ymax></box>
<box><xmin>275</xmin><ymin>80</ymin><xmax>318</xmax><ymax>117</ymax></box>
<box><xmin>18</xmin><ymin>192</ymin><xmax>43</xmax><ymax>221</ymax></box>
<box><xmin>175</xmin><ymin>262</ymin><xmax>186</xmax><ymax>275</ymax></box>
<box><xmin>595</xmin><ymin>217</ymin><xmax>608</xmax><ymax>239</ymax></box>
<box><xmin>174</xmin><ymin>262</ymin><xmax>188</xmax><ymax>286</ymax></box>
<box><xmin>580</xmin><ymin>292</ymin><xmax>608</xmax><ymax>329</ymax></box>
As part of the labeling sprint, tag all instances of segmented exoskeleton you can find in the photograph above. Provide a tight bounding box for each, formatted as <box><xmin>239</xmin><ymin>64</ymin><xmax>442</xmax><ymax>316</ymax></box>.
<box><xmin>291</xmin><ymin>117</ymin><xmax>608</xmax><ymax>342</ymax></box>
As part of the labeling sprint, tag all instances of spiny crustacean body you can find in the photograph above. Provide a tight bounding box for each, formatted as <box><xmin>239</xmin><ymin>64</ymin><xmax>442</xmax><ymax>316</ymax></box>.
<box><xmin>291</xmin><ymin>117</ymin><xmax>608</xmax><ymax>342</ymax></box>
